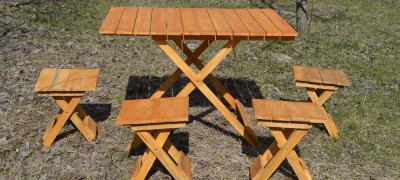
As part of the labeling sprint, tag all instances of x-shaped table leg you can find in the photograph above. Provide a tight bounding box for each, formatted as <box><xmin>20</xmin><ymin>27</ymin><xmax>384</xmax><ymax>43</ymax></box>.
<box><xmin>306</xmin><ymin>88</ymin><xmax>339</xmax><ymax>139</ymax></box>
<box><xmin>154</xmin><ymin>39</ymin><xmax>260</xmax><ymax>147</ymax></box>
<box><xmin>43</xmin><ymin>95</ymin><xmax>96</xmax><ymax>147</ymax></box>
<box><xmin>126</xmin><ymin>40</ymin><xmax>212</xmax><ymax>151</ymax></box>
<box><xmin>132</xmin><ymin>130</ymin><xmax>190</xmax><ymax>180</ymax></box>
<box><xmin>252</xmin><ymin>128</ymin><xmax>308</xmax><ymax>180</ymax></box>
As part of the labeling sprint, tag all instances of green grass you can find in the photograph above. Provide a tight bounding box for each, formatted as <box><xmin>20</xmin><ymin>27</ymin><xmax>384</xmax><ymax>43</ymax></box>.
<box><xmin>9</xmin><ymin>0</ymin><xmax>400</xmax><ymax>178</ymax></box>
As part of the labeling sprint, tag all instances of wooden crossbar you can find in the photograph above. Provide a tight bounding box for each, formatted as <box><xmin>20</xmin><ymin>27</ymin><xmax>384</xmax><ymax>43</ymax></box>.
<box><xmin>154</xmin><ymin>39</ymin><xmax>260</xmax><ymax>147</ymax></box>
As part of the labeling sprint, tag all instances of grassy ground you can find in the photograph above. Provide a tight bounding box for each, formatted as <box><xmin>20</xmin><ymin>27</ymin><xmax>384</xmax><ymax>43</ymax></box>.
<box><xmin>1</xmin><ymin>0</ymin><xmax>399</xmax><ymax>179</ymax></box>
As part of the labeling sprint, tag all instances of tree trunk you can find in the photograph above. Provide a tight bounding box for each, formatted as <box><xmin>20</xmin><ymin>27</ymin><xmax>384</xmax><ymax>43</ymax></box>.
<box><xmin>296</xmin><ymin>0</ymin><xmax>308</xmax><ymax>35</ymax></box>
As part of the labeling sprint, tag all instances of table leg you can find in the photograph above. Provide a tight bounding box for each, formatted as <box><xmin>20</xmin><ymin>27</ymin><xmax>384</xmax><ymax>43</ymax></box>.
<box><xmin>151</xmin><ymin>40</ymin><xmax>212</xmax><ymax>99</ymax></box>
<box><xmin>155</xmin><ymin>39</ymin><xmax>260</xmax><ymax>147</ymax></box>
<box><xmin>173</xmin><ymin>40</ymin><xmax>238</xmax><ymax>110</ymax></box>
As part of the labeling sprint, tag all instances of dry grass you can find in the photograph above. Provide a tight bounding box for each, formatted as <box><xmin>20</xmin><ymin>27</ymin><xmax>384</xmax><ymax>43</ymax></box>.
<box><xmin>0</xmin><ymin>0</ymin><xmax>399</xmax><ymax>179</ymax></box>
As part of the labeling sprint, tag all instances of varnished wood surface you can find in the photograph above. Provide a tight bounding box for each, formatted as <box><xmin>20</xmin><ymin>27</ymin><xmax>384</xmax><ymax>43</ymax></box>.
<box><xmin>99</xmin><ymin>7</ymin><xmax>298</xmax><ymax>40</ymax></box>
<box><xmin>293</xmin><ymin>66</ymin><xmax>351</xmax><ymax>87</ymax></box>
<box><xmin>252</xmin><ymin>99</ymin><xmax>327</xmax><ymax>123</ymax></box>
<box><xmin>35</xmin><ymin>69</ymin><xmax>98</xmax><ymax>92</ymax></box>
<box><xmin>116</xmin><ymin>97</ymin><xmax>189</xmax><ymax>125</ymax></box>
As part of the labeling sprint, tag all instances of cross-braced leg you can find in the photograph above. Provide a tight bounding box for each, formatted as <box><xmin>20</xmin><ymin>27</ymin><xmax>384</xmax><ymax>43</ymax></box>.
<box><xmin>126</xmin><ymin>40</ymin><xmax>213</xmax><ymax>151</ymax></box>
<box><xmin>155</xmin><ymin>39</ymin><xmax>260</xmax><ymax>147</ymax></box>
<box><xmin>173</xmin><ymin>40</ymin><xmax>237</xmax><ymax>110</ymax></box>
<box><xmin>306</xmin><ymin>88</ymin><xmax>339</xmax><ymax>139</ymax></box>
<box><xmin>132</xmin><ymin>130</ymin><xmax>170</xmax><ymax>179</ymax></box>
<box><xmin>151</xmin><ymin>40</ymin><xmax>212</xmax><ymax>99</ymax></box>
<box><xmin>273</xmin><ymin>128</ymin><xmax>311</xmax><ymax>180</ymax></box>
<box><xmin>136</xmin><ymin>130</ymin><xmax>190</xmax><ymax>180</ymax></box>
<box><xmin>252</xmin><ymin>128</ymin><xmax>308</xmax><ymax>180</ymax></box>
<box><xmin>43</xmin><ymin>96</ymin><xmax>81</xmax><ymax>147</ymax></box>
<box><xmin>55</xmin><ymin>96</ymin><xmax>96</xmax><ymax>141</ymax></box>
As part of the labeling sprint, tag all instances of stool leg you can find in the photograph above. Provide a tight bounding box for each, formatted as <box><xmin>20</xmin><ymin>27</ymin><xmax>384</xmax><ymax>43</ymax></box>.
<box><xmin>306</xmin><ymin>88</ymin><xmax>339</xmax><ymax>139</ymax></box>
<box><xmin>126</xmin><ymin>132</ymin><xmax>144</xmax><ymax>151</ymax></box>
<box><xmin>55</xmin><ymin>96</ymin><xmax>96</xmax><ymax>141</ymax></box>
<box><xmin>137</xmin><ymin>131</ymin><xmax>190</xmax><ymax>180</ymax></box>
<box><xmin>252</xmin><ymin>129</ymin><xmax>308</xmax><ymax>180</ymax></box>
<box><xmin>43</xmin><ymin>96</ymin><xmax>80</xmax><ymax>147</ymax></box>
<box><xmin>273</xmin><ymin>129</ymin><xmax>311</xmax><ymax>180</ymax></box>
<box><xmin>134</xmin><ymin>130</ymin><xmax>171</xmax><ymax>180</ymax></box>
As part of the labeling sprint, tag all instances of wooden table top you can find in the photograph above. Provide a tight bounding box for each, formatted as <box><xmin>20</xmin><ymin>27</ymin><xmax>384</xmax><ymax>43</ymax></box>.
<box><xmin>99</xmin><ymin>7</ymin><xmax>298</xmax><ymax>41</ymax></box>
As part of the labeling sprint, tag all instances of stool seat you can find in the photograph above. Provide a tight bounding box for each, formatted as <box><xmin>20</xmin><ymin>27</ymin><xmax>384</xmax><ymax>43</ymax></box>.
<box><xmin>253</xmin><ymin>99</ymin><xmax>327</xmax><ymax>124</ymax></box>
<box><xmin>116</xmin><ymin>97</ymin><xmax>189</xmax><ymax>126</ymax></box>
<box><xmin>293</xmin><ymin>66</ymin><xmax>351</xmax><ymax>90</ymax></box>
<box><xmin>35</xmin><ymin>68</ymin><xmax>99</xmax><ymax>93</ymax></box>
<box><xmin>116</xmin><ymin>96</ymin><xmax>191</xmax><ymax>179</ymax></box>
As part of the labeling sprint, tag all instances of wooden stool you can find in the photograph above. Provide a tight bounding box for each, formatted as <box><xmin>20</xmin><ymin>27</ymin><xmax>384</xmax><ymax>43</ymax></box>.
<box><xmin>250</xmin><ymin>99</ymin><xmax>328</xmax><ymax>180</ymax></box>
<box><xmin>35</xmin><ymin>68</ymin><xmax>99</xmax><ymax>147</ymax></box>
<box><xmin>116</xmin><ymin>97</ymin><xmax>191</xmax><ymax>180</ymax></box>
<box><xmin>293</xmin><ymin>66</ymin><xmax>351</xmax><ymax>139</ymax></box>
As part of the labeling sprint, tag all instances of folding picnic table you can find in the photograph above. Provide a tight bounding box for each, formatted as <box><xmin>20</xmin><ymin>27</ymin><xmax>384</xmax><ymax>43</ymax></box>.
<box><xmin>99</xmin><ymin>7</ymin><xmax>298</xmax><ymax>147</ymax></box>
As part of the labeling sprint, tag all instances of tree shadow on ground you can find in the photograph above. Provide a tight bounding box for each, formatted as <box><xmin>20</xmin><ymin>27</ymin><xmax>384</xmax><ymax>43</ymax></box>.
<box><xmin>125</xmin><ymin>75</ymin><xmax>264</xmax><ymax>108</ymax></box>
<box><xmin>55</xmin><ymin>103</ymin><xmax>111</xmax><ymax>142</ymax></box>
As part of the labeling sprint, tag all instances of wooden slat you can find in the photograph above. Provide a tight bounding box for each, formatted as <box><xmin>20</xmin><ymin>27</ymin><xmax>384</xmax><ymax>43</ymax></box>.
<box><xmin>130</xmin><ymin>155</ymin><xmax>142</xmax><ymax>179</ymax></box>
<box><xmin>335</xmin><ymin>69</ymin><xmax>352</xmax><ymax>86</ymax></box>
<box><xmin>247</xmin><ymin>9</ymin><xmax>282</xmax><ymax>37</ymax></box>
<box><xmin>319</xmin><ymin>68</ymin><xmax>338</xmax><ymax>85</ymax></box>
<box><xmin>64</xmin><ymin>69</ymin><xmax>85</xmax><ymax>91</ymax></box>
<box><xmin>35</xmin><ymin>68</ymin><xmax>56</xmax><ymax>91</ymax></box>
<box><xmin>206</xmin><ymin>8</ymin><xmax>232</xmax><ymax>37</ymax></box>
<box><xmin>194</xmin><ymin>8</ymin><xmax>216</xmax><ymax>36</ymax></box>
<box><xmin>133</xmin><ymin>7</ymin><xmax>153</xmax><ymax>36</ymax></box>
<box><xmin>252</xmin><ymin>99</ymin><xmax>272</xmax><ymax>120</ymax></box>
<box><xmin>180</xmin><ymin>8</ymin><xmax>201</xmax><ymax>36</ymax></box>
<box><xmin>234</xmin><ymin>9</ymin><xmax>266</xmax><ymax>38</ymax></box>
<box><xmin>178</xmin><ymin>151</ymin><xmax>192</xmax><ymax>178</ymax></box>
<box><xmin>299</xmin><ymin>102</ymin><xmax>327</xmax><ymax>123</ymax></box>
<box><xmin>250</xmin><ymin>155</ymin><xmax>263</xmax><ymax>179</ymax></box>
<box><xmin>131</xmin><ymin>123</ymin><xmax>186</xmax><ymax>131</ymax></box>
<box><xmin>151</xmin><ymin>8</ymin><xmax>167</xmax><ymax>36</ymax></box>
<box><xmin>293</xmin><ymin>66</ymin><xmax>308</xmax><ymax>82</ymax></box>
<box><xmin>295</xmin><ymin>82</ymin><xmax>338</xmax><ymax>90</ymax></box>
<box><xmin>257</xmin><ymin>121</ymin><xmax>312</xmax><ymax>129</ymax></box>
<box><xmin>171</xmin><ymin>97</ymin><xmax>189</xmax><ymax>122</ymax></box>
<box><xmin>43</xmin><ymin>115</ymin><xmax>57</xmax><ymax>141</ymax></box>
<box><xmin>260</xmin><ymin>9</ymin><xmax>298</xmax><ymax>37</ymax></box>
<box><xmin>99</xmin><ymin>7</ymin><xmax>125</xmax><ymax>34</ymax></box>
<box><xmin>284</xmin><ymin>102</ymin><xmax>309</xmax><ymax>122</ymax></box>
<box><xmin>307</xmin><ymin>67</ymin><xmax>323</xmax><ymax>84</ymax></box>
<box><xmin>220</xmin><ymin>9</ymin><xmax>249</xmax><ymax>37</ymax></box>
<box><xmin>166</xmin><ymin>8</ymin><xmax>183</xmax><ymax>37</ymax></box>
<box><xmin>81</xmin><ymin>69</ymin><xmax>98</xmax><ymax>91</ymax></box>
<box><xmin>236</xmin><ymin>100</ymin><xmax>253</xmax><ymax>129</ymax></box>
<box><xmin>153</xmin><ymin>98</ymin><xmax>172</xmax><ymax>123</ymax></box>
<box><xmin>268</xmin><ymin>100</ymin><xmax>291</xmax><ymax>121</ymax></box>
<box><xmin>51</xmin><ymin>69</ymin><xmax>70</xmax><ymax>91</ymax></box>
<box><xmin>116</xmin><ymin>99</ymin><xmax>155</xmax><ymax>125</ymax></box>
<box><xmin>116</xmin><ymin>7</ymin><xmax>138</xmax><ymax>35</ymax></box>
<box><xmin>37</xmin><ymin>92</ymin><xmax>84</xmax><ymax>97</ymax></box>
